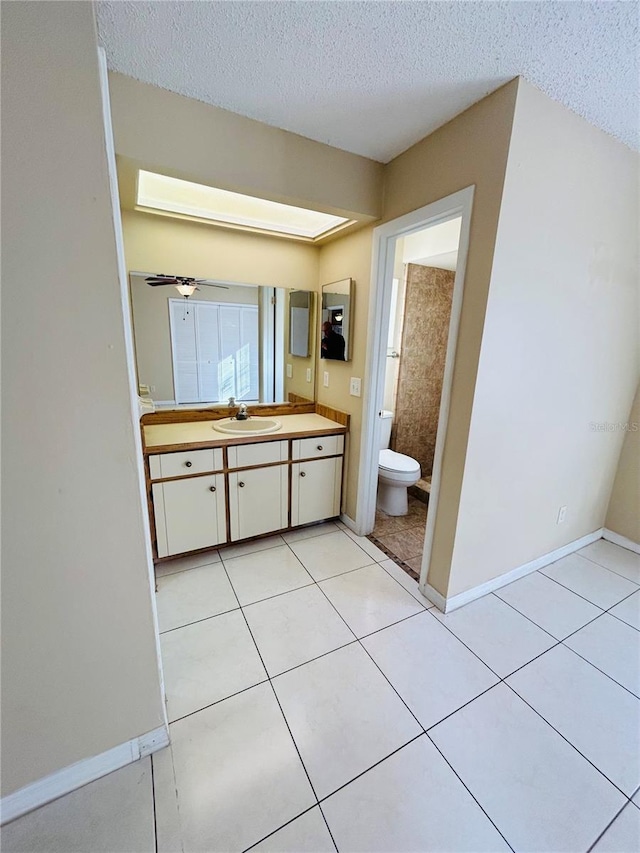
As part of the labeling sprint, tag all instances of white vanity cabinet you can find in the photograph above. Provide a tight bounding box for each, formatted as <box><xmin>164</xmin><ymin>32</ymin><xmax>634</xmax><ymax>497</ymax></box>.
<box><xmin>151</xmin><ymin>448</ymin><xmax>226</xmax><ymax>558</ymax></box>
<box><xmin>147</xmin><ymin>423</ymin><xmax>346</xmax><ymax>561</ymax></box>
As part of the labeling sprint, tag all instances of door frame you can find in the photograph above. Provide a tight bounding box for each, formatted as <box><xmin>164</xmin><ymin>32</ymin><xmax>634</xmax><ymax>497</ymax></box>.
<box><xmin>355</xmin><ymin>186</ymin><xmax>474</xmax><ymax>595</ymax></box>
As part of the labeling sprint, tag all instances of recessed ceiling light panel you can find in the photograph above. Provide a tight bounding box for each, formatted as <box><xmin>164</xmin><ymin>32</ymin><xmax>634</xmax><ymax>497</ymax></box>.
<box><xmin>136</xmin><ymin>170</ymin><xmax>349</xmax><ymax>239</ymax></box>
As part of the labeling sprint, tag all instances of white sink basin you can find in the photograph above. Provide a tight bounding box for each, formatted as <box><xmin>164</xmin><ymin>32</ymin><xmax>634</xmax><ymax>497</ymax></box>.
<box><xmin>212</xmin><ymin>417</ymin><xmax>282</xmax><ymax>436</ymax></box>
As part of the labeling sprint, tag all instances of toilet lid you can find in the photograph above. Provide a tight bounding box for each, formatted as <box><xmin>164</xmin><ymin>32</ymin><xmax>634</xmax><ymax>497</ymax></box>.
<box><xmin>379</xmin><ymin>449</ymin><xmax>421</xmax><ymax>474</ymax></box>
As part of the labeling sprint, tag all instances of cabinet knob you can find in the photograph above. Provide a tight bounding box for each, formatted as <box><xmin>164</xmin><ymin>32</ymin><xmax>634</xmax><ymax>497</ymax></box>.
<box><xmin>238</xmin><ymin>481</ymin><xmax>245</xmax><ymax>488</ymax></box>
<box><xmin>184</xmin><ymin>461</ymin><xmax>192</xmax><ymax>468</ymax></box>
<box><xmin>300</xmin><ymin>471</ymin><xmax>306</xmax><ymax>477</ymax></box>
<box><xmin>317</xmin><ymin>445</ymin><xmax>323</xmax><ymax>451</ymax></box>
<box><xmin>209</xmin><ymin>486</ymin><xmax>216</xmax><ymax>492</ymax></box>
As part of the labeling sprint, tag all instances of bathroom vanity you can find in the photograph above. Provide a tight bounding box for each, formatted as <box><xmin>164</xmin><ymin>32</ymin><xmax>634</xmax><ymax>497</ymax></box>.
<box><xmin>141</xmin><ymin>406</ymin><xmax>348</xmax><ymax>560</ymax></box>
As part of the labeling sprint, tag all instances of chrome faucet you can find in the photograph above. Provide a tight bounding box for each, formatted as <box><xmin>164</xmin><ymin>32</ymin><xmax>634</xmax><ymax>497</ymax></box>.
<box><xmin>236</xmin><ymin>403</ymin><xmax>249</xmax><ymax>421</ymax></box>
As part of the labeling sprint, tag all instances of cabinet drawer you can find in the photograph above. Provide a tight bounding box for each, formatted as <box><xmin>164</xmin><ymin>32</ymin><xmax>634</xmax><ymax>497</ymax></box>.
<box><xmin>292</xmin><ymin>434</ymin><xmax>344</xmax><ymax>461</ymax></box>
<box><xmin>149</xmin><ymin>448</ymin><xmax>223</xmax><ymax>480</ymax></box>
<box><xmin>227</xmin><ymin>440</ymin><xmax>288</xmax><ymax>469</ymax></box>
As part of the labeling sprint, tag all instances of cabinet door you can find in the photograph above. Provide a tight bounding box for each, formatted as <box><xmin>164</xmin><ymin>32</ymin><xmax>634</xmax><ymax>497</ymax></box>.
<box><xmin>291</xmin><ymin>457</ymin><xmax>343</xmax><ymax>527</ymax></box>
<box><xmin>153</xmin><ymin>474</ymin><xmax>226</xmax><ymax>558</ymax></box>
<box><xmin>228</xmin><ymin>465</ymin><xmax>288</xmax><ymax>541</ymax></box>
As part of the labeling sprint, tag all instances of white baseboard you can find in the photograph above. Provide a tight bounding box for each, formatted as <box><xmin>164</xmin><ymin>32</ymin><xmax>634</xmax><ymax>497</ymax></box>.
<box><xmin>423</xmin><ymin>527</ymin><xmax>605</xmax><ymax>614</ymax></box>
<box><xmin>0</xmin><ymin>725</ymin><xmax>169</xmax><ymax>826</ymax></box>
<box><xmin>602</xmin><ymin>528</ymin><xmax>640</xmax><ymax>555</ymax></box>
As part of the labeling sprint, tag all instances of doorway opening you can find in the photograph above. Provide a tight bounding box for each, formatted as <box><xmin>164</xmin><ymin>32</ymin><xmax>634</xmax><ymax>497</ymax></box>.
<box><xmin>356</xmin><ymin>187</ymin><xmax>474</xmax><ymax>597</ymax></box>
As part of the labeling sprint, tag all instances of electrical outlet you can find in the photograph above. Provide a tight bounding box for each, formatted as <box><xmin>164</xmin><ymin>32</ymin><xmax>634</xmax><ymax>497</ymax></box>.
<box><xmin>323</xmin><ymin>371</ymin><xmax>329</xmax><ymax>388</ymax></box>
<box><xmin>306</xmin><ymin>368</ymin><xmax>312</xmax><ymax>382</ymax></box>
<box><xmin>150</xmin><ymin>385</ymin><xmax>156</xmax><ymax>393</ymax></box>
<box><xmin>350</xmin><ymin>377</ymin><xmax>362</xmax><ymax>397</ymax></box>
<box><xmin>286</xmin><ymin>363</ymin><xmax>292</xmax><ymax>378</ymax></box>
<box><xmin>557</xmin><ymin>505</ymin><xmax>567</xmax><ymax>524</ymax></box>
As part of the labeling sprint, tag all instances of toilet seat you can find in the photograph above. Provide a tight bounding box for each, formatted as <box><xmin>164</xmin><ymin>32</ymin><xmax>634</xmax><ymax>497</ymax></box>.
<box><xmin>379</xmin><ymin>449</ymin><xmax>420</xmax><ymax>475</ymax></box>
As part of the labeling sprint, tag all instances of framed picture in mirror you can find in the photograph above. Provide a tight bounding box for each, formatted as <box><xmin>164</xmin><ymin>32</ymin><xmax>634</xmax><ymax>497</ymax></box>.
<box><xmin>321</xmin><ymin>278</ymin><xmax>353</xmax><ymax>362</ymax></box>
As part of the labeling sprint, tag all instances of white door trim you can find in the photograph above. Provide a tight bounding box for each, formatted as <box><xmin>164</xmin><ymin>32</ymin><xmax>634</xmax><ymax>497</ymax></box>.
<box><xmin>356</xmin><ymin>186</ymin><xmax>475</xmax><ymax>599</ymax></box>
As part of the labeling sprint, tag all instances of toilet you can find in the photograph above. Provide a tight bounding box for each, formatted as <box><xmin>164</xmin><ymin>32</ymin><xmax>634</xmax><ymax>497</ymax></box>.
<box><xmin>377</xmin><ymin>410</ymin><xmax>421</xmax><ymax>516</ymax></box>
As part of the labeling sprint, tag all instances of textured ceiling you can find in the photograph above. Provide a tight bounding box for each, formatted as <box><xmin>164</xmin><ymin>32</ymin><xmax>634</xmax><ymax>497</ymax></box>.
<box><xmin>97</xmin><ymin>1</ymin><xmax>639</xmax><ymax>163</ymax></box>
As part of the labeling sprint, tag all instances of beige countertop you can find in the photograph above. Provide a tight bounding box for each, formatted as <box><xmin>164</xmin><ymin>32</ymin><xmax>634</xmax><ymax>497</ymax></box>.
<box><xmin>144</xmin><ymin>413</ymin><xmax>347</xmax><ymax>453</ymax></box>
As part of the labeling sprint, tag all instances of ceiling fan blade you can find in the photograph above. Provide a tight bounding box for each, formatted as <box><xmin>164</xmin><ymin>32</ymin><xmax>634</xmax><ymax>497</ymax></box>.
<box><xmin>197</xmin><ymin>281</ymin><xmax>229</xmax><ymax>289</ymax></box>
<box><xmin>146</xmin><ymin>279</ymin><xmax>177</xmax><ymax>286</ymax></box>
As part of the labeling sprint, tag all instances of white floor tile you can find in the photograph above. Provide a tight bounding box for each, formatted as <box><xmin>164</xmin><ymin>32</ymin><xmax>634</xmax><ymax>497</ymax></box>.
<box><xmin>433</xmin><ymin>594</ymin><xmax>555</xmax><ymax>677</ymax></box>
<box><xmin>155</xmin><ymin>548</ymin><xmax>221</xmax><ymax>577</ymax></box>
<box><xmin>250</xmin><ymin>808</ymin><xmax>335</xmax><ymax>852</ymax></box>
<box><xmin>507</xmin><ymin>644</ymin><xmax>640</xmax><ymax>795</ymax></box>
<box><xmin>430</xmin><ymin>684</ymin><xmax>626</xmax><ymax>852</ymax></box>
<box><xmin>156</xmin><ymin>562</ymin><xmax>238</xmax><ymax>632</ymax></box>
<box><xmin>223</xmin><ymin>545</ymin><xmax>313</xmax><ymax>606</ymax></box>
<box><xmin>282</xmin><ymin>521</ymin><xmax>339</xmax><ymax>543</ymax></box>
<box><xmin>541</xmin><ymin>552</ymin><xmax>638</xmax><ymax>609</ymax></box>
<box><xmin>379</xmin><ymin>558</ymin><xmax>433</xmax><ymax>606</ymax></box>
<box><xmin>322</xmin><ymin>735</ymin><xmax>510</xmax><ymax>853</ymax></box>
<box><xmin>319</xmin><ymin>564</ymin><xmax>424</xmax><ymax>638</ymax></box>
<box><xmin>579</xmin><ymin>539</ymin><xmax>640</xmax><ymax>585</ymax></box>
<box><xmin>219</xmin><ymin>533</ymin><xmax>285</xmax><ymax>561</ymax></box>
<box><xmin>343</xmin><ymin>530</ymin><xmax>389</xmax><ymax>562</ymax></box>
<box><xmin>152</xmin><ymin>746</ymin><xmax>183</xmax><ymax>853</ymax></box>
<box><xmin>0</xmin><ymin>760</ymin><xmax>154</xmax><ymax>853</ymax></box>
<box><xmin>565</xmin><ymin>613</ymin><xmax>640</xmax><ymax>697</ymax></box>
<box><xmin>168</xmin><ymin>683</ymin><xmax>315</xmax><ymax>852</ymax></box>
<box><xmin>161</xmin><ymin>610</ymin><xmax>266</xmax><ymax>721</ymax></box>
<box><xmin>610</xmin><ymin>590</ymin><xmax>640</xmax><ymax>631</ymax></box>
<box><xmin>495</xmin><ymin>570</ymin><xmax>602</xmax><ymax>639</ymax></box>
<box><xmin>362</xmin><ymin>611</ymin><xmax>499</xmax><ymax>729</ymax></box>
<box><xmin>591</xmin><ymin>803</ymin><xmax>640</xmax><ymax>852</ymax></box>
<box><xmin>243</xmin><ymin>584</ymin><xmax>355</xmax><ymax>676</ymax></box>
<box><xmin>272</xmin><ymin>643</ymin><xmax>421</xmax><ymax>799</ymax></box>
<box><xmin>288</xmin><ymin>530</ymin><xmax>372</xmax><ymax>581</ymax></box>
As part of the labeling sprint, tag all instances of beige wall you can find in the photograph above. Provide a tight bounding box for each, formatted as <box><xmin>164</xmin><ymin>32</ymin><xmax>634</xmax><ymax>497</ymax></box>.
<box><xmin>317</xmin><ymin>227</ymin><xmax>376</xmax><ymax>520</ymax></box>
<box><xmin>1</xmin><ymin>1</ymin><xmax>164</xmax><ymax>796</ymax></box>
<box><xmin>606</xmin><ymin>386</ymin><xmax>640</xmax><ymax>543</ymax></box>
<box><xmin>382</xmin><ymin>81</ymin><xmax>519</xmax><ymax>594</ymax></box>
<box><xmin>122</xmin><ymin>210</ymin><xmax>319</xmax><ymax>402</ymax></box>
<box><xmin>109</xmin><ymin>72</ymin><xmax>383</xmax><ymax>221</ymax></box>
<box><xmin>448</xmin><ymin>79</ymin><xmax>639</xmax><ymax>597</ymax></box>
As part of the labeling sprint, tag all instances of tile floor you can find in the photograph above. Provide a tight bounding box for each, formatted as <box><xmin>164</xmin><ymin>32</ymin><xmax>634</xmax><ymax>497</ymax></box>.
<box><xmin>3</xmin><ymin>532</ymin><xmax>640</xmax><ymax>852</ymax></box>
<box><xmin>369</xmin><ymin>495</ymin><xmax>427</xmax><ymax>576</ymax></box>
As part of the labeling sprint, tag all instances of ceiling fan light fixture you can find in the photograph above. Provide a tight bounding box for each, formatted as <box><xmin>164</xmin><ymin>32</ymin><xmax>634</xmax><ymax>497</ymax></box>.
<box><xmin>175</xmin><ymin>283</ymin><xmax>197</xmax><ymax>297</ymax></box>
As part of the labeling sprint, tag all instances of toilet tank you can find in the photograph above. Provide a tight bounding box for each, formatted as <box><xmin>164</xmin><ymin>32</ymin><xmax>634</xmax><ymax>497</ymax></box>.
<box><xmin>379</xmin><ymin>410</ymin><xmax>393</xmax><ymax>449</ymax></box>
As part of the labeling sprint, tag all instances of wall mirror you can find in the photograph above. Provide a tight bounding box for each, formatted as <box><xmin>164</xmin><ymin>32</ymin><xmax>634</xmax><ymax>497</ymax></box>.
<box><xmin>289</xmin><ymin>290</ymin><xmax>314</xmax><ymax>357</ymax></box>
<box><xmin>321</xmin><ymin>277</ymin><xmax>354</xmax><ymax>362</ymax></box>
<box><xmin>129</xmin><ymin>272</ymin><xmax>316</xmax><ymax>409</ymax></box>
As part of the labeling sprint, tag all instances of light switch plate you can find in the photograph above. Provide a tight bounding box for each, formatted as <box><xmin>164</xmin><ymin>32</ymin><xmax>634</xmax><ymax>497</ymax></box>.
<box><xmin>306</xmin><ymin>368</ymin><xmax>312</xmax><ymax>382</ymax></box>
<box><xmin>350</xmin><ymin>377</ymin><xmax>362</xmax><ymax>397</ymax></box>
<box><xmin>286</xmin><ymin>363</ymin><xmax>292</xmax><ymax>378</ymax></box>
<box><xmin>323</xmin><ymin>371</ymin><xmax>329</xmax><ymax>387</ymax></box>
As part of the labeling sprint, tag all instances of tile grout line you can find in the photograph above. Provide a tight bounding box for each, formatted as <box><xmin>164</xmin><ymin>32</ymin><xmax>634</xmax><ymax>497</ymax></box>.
<box><xmin>150</xmin><ymin>750</ymin><xmax>158</xmax><ymax>853</ymax></box>
<box><xmin>586</xmin><ymin>798</ymin><xmax>634</xmax><ymax>852</ymax></box>
<box><xmin>541</xmin><ymin>565</ymin><xmax>639</xmax><ymax>608</ymax></box>
<box><xmin>575</xmin><ymin>547</ymin><xmax>640</xmax><ymax>586</ymax></box>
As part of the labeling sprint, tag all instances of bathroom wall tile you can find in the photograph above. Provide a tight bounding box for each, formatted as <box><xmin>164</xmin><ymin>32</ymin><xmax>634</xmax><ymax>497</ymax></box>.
<box><xmin>394</xmin><ymin>265</ymin><xmax>455</xmax><ymax>478</ymax></box>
